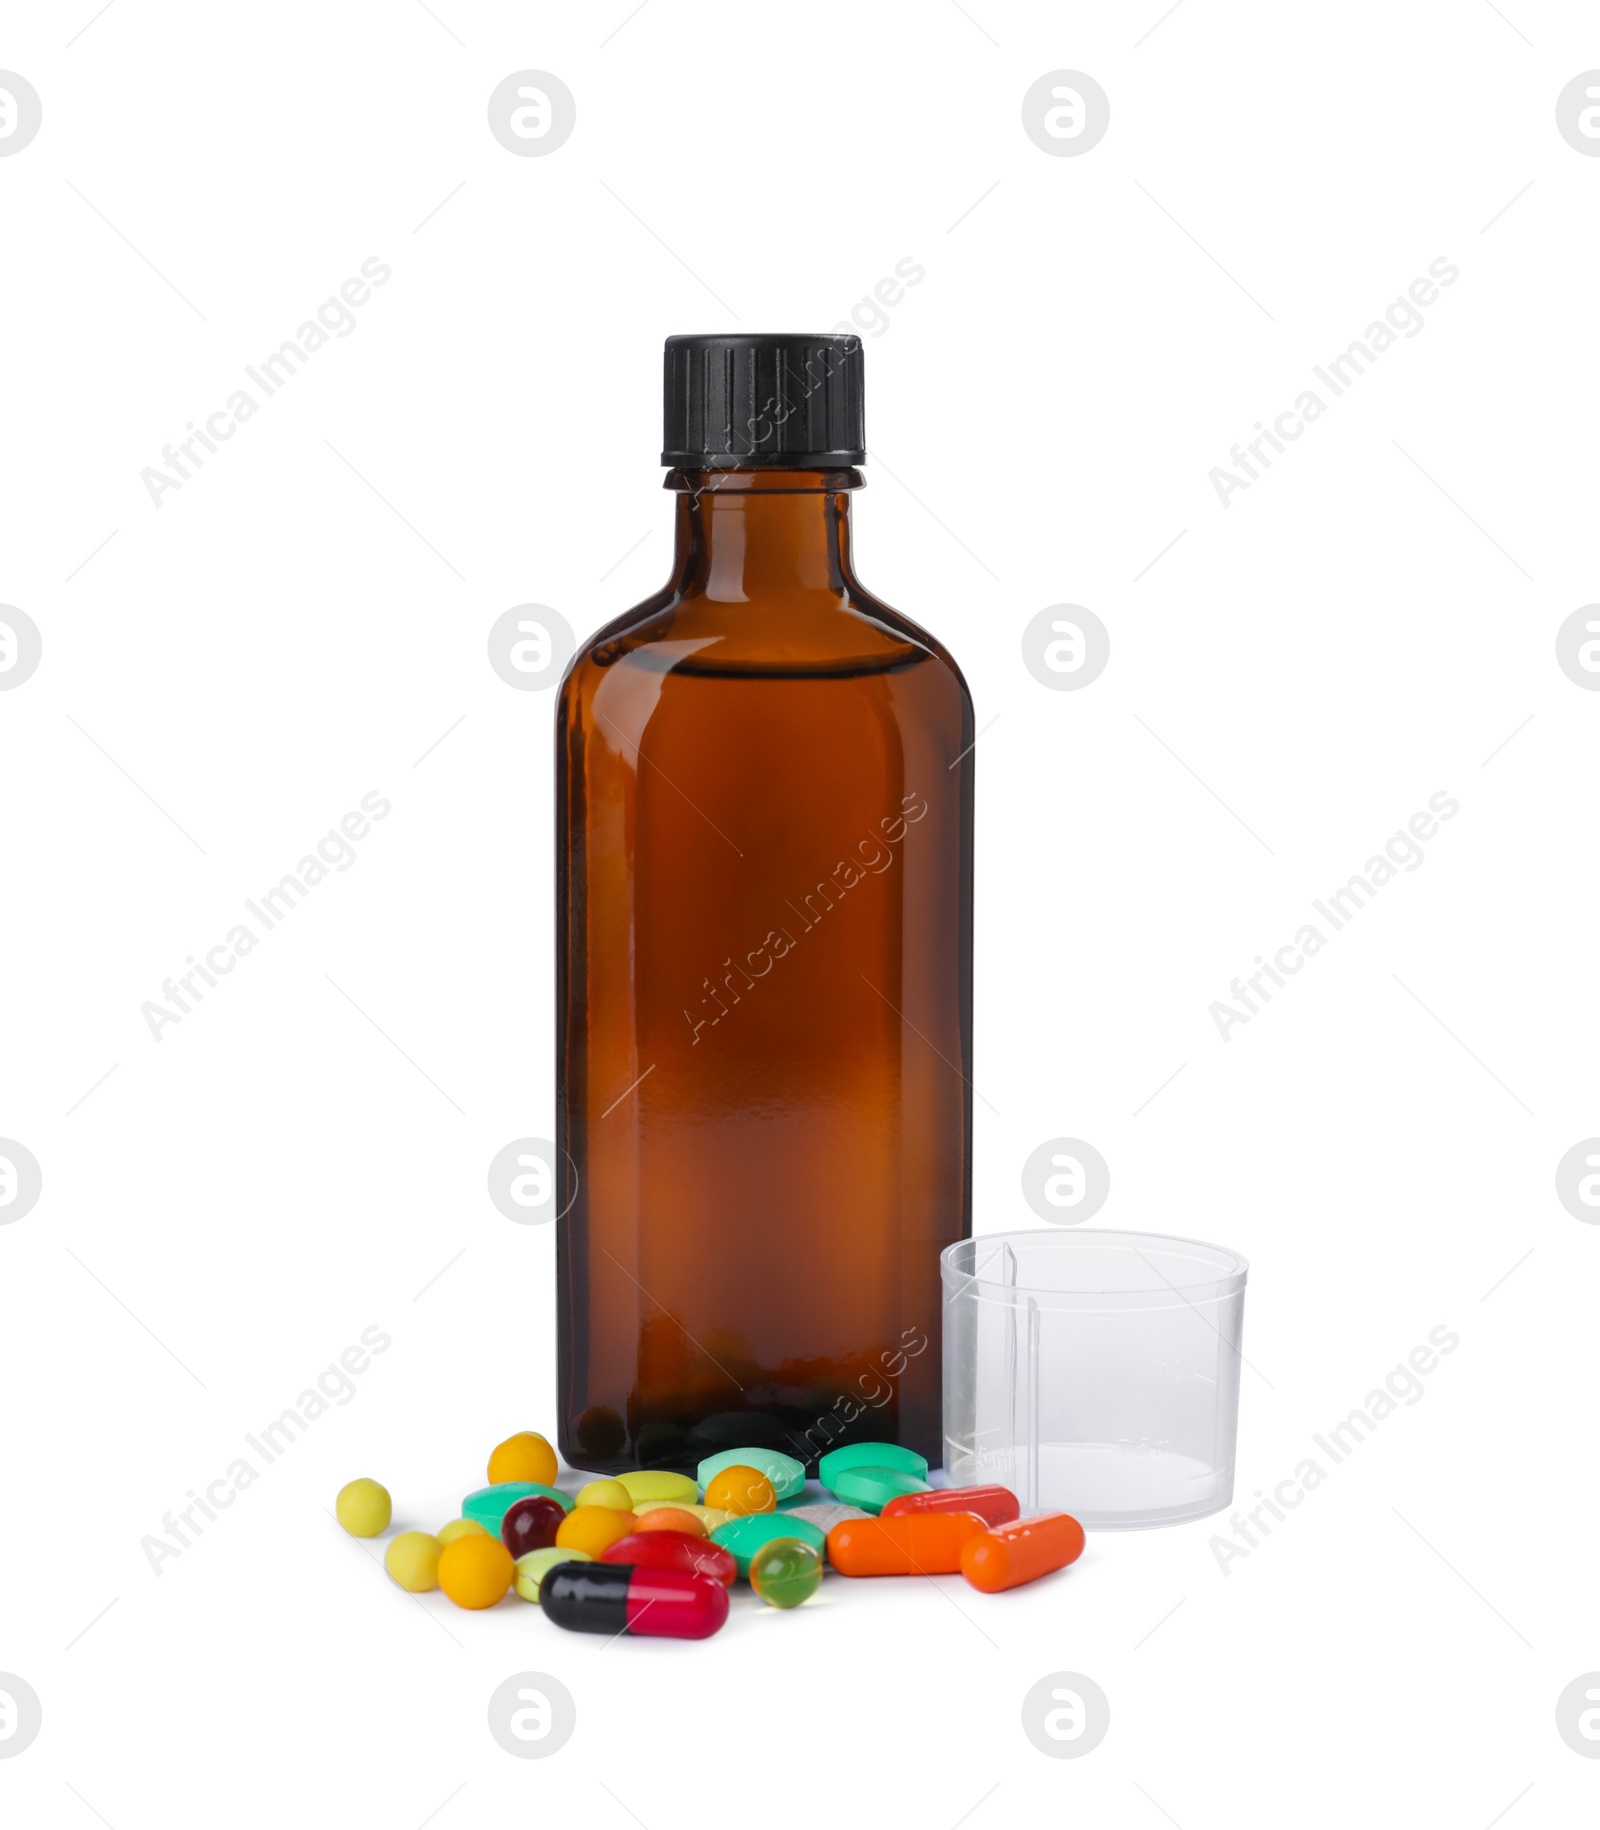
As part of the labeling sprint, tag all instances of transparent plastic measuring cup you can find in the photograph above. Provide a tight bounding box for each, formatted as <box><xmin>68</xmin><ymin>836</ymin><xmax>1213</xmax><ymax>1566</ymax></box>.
<box><xmin>941</xmin><ymin>1229</ymin><xmax>1249</xmax><ymax>1529</ymax></box>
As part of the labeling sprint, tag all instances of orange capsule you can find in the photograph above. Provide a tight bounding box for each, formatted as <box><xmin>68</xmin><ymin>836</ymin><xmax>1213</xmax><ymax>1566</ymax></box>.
<box><xmin>960</xmin><ymin>1512</ymin><xmax>1085</xmax><ymax>1593</ymax></box>
<box><xmin>826</xmin><ymin>1511</ymin><xmax>986</xmax><ymax>1577</ymax></box>
<box><xmin>881</xmin><ymin>1484</ymin><xmax>1019</xmax><ymax>1528</ymax></box>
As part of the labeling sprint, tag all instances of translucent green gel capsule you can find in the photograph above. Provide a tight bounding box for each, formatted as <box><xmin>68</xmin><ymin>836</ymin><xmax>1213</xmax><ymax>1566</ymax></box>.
<box><xmin>750</xmin><ymin>1537</ymin><xmax>823</xmax><ymax>1609</ymax></box>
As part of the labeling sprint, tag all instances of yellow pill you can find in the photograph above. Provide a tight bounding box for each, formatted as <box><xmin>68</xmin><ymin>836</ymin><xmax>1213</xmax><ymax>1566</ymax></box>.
<box><xmin>436</xmin><ymin>1516</ymin><xmax>489</xmax><ymax>1547</ymax></box>
<box><xmin>634</xmin><ymin>1501</ymin><xmax>733</xmax><ymax>1531</ymax></box>
<box><xmin>488</xmin><ymin>1431</ymin><xmax>559</xmax><ymax>1488</ymax></box>
<box><xmin>616</xmin><ymin>1469</ymin><xmax>699</xmax><ymax>1506</ymax></box>
<box><xmin>576</xmin><ymin>1478</ymin><xmax>635</xmax><ymax>1511</ymax></box>
<box><xmin>335</xmin><ymin>1478</ymin><xmax>392</xmax><ymax>1538</ymax></box>
<box><xmin>555</xmin><ymin>1505</ymin><xmax>637</xmax><ymax>1557</ymax></box>
<box><xmin>384</xmin><ymin>1531</ymin><xmax>442</xmax><ymax>1592</ymax></box>
<box><xmin>513</xmin><ymin>1546</ymin><xmax>593</xmax><ymax>1601</ymax></box>
<box><xmin>703</xmin><ymin>1465</ymin><xmax>776</xmax><ymax>1516</ymax></box>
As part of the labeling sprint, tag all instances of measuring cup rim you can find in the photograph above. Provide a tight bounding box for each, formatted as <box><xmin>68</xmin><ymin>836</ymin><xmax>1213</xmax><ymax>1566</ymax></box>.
<box><xmin>941</xmin><ymin>1227</ymin><xmax>1249</xmax><ymax>1300</ymax></box>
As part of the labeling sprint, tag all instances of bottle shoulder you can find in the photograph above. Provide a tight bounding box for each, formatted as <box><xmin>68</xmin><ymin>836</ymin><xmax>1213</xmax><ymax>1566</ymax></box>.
<box><xmin>845</xmin><ymin>583</ymin><xmax>973</xmax><ymax>702</ymax></box>
<box><xmin>559</xmin><ymin>583</ymin><xmax>972</xmax><ymax>701</ymax></box>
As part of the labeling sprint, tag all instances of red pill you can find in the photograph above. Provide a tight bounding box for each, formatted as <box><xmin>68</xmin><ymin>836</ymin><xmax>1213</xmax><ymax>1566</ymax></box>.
<box><xmin>826</xmin><ymin>1511</ymin><xmax>986</xmax><ymax>1576</ymax></box>
<box><xmin>540</xmin><ymin>1560</ymin><xmax>728</xmax><ymax>1639</ymax></box>
<box><xmin>600</xmin><ymin>1531</ymin><xmax>737</xmax><ymax>1587</ymax></box>
<box><xmin>881</xmin><ymin>1484</ymin><xmax>1020</xmax><ymax>1528</ymax></box>
<box><xmin>499</xmin><ymin>1495</ymin><xmax>566</xmax><ymax>1558</ymax></box>
<box><xmin>960</xmin><ymin>1512</ymin><xmax>1085</xmax><ymax>1593</ymax></box>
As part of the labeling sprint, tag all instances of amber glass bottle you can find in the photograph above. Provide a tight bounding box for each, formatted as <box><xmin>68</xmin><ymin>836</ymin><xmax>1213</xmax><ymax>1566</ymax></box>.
<box><xmin>556</xmin><ymin>334</ymin><xmax>972</xmax><ymax>1473</ymax></box>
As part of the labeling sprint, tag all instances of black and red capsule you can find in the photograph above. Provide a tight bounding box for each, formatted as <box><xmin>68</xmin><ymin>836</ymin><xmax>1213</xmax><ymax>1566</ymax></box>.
<box><xmin>539</xmin><ymin>1560</ymin><xmax>729</xmax><ymax>1639</ymax></box>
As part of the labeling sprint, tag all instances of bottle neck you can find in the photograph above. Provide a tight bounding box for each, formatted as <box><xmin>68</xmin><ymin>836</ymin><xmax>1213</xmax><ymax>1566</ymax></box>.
<box><xmin>667</xmin><ymin>468</ymin><xmax>862</xmax><ymax>602</ymax></box>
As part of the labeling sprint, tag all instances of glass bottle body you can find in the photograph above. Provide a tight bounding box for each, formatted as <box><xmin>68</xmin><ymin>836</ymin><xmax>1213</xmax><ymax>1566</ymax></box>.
<box><xmin>556</xmin><ymin>470</ymin><xmax>972</xmax><ymax>1472</ymax></box>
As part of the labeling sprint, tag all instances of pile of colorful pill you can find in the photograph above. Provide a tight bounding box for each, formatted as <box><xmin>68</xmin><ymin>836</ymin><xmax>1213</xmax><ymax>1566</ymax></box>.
<box><xmin>335</xmin><ymin>1432</ymin><xmax>1084</xmax><ymax>1640</ymax></box>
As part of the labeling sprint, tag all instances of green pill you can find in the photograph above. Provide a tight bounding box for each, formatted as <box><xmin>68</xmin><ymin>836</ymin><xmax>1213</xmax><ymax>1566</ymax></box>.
<box><xmin>817</xmin><ymin>1441</ymin><xmax>928</xmax><ymax>1492</ymax></box>
<box><xmin>697</xmin><ymin>1447</ymin><xmax>806</xmax><ymax>1501</ymax></box>
<box><xmin>710</xmin><ymin>1511</ymin><xmax>827</xmax><ymax>1577</ymax></box>
<box><xmin>462</xmin><ymin>1482</ymin><xmax>574</xmax><ymax>1531</ymax></box>
<box><xmin>830</xmin><ymin>1466</ymin><xmax>931</xmax><ymax>1514</ymax></box>
<box><xmin>749</xmin><ymin>1537</ymin><xmax>824</xmax><ymax>1609</ymax></box>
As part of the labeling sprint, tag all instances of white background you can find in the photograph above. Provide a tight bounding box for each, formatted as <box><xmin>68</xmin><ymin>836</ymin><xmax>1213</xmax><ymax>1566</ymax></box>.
<box><xmin>3</xmin><ymin>0</ymin><xmax>1598</xmax><ymax>1822</ymax></box>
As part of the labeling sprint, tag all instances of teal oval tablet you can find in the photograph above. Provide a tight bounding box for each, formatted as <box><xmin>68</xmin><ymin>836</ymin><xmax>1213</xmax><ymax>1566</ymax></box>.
<box><xmin>462</xmin><ymin>1481</ymin><xmax>575</xmax><ymax>1531</ymax></box>
<box><xmin>696</xmin><ymin>1447</ymin><xmax>806</xmax><ymax>1501</ymax></box>
<box><xmin>709</xmin><ymin>1511</ymin><xmax>827</xmax><ymax>1577</ymax></box>
<box><xmin>817</xmin><ymin>1441</ymin><xmax>929</xmax><ymax>1492</ymax></box>
<box><xmin>831</xmin><ymin>1466</ymin><xmax>931</xmax><ymax>1514</ymax></box>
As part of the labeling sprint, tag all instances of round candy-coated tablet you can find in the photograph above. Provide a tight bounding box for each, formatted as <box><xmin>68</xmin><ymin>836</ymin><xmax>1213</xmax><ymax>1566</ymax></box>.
<box><xmin>335</xmin><ymin>1478</ymin><xmax>391</xmax><ymax>1538</ymax></box>
<box><xmin>616</xmin><ymin>1469</ymin><xmax>698</xmax><ymax>1506</ymax></box>
<box><xmin>961</xmin><ymin>1512</ymin><xmax>1085</xmax><ymax>1593</ymax></box>
<box><xmin>703</xmin><ymin>1465</ymin><xmax>776</xmax><ymax>1516</ymax></box>
<box><xmin>513</xmin><ymin>1545</ymin><xmax>592</xmax><ymax>1601</ymax></box>
<box><xmin>817</xmin><ymin>1441</ymin><xmax>929</xmax><ymax>1491</ymax></box>
<box><xmin>436</xmin><ymin>1516</ymin><xmax>488</xmax><ymax>1546</ymax></box>
<box><xmin>555</xmin><ymin>1504</ymin><xmax>637</xmax><ymax>1557</ymax></box>
<box><xmin>696</xmin><ymin>1447</ymin><xmax>806</xmax><ymax>1501</ymax></box>
<box><xmin>635</xmin><ymin>1501</ymin><xmax>732</xmax><ymax>1531</ymax></box>
<box><xmin>500</xmin><ymin>1495</ymin><xmax>566</xmax><ymax>1557</ymax></box>
<box><xmin>384</xmin><ymin>1531</ymin><xmax>442</xmax><ymax>1592</ymax></box>
<box><xmin>710</xmin><ymin>1511</ymin><xmax>827</xmax><ymax>1576</ymax></box>
<box><xmin>600</xmin><ymin>1530</ymin><xmax>737</xmax><ymax>1586</ymax></box>
<box><xmin>631</xmin><ymin>1506</ymin><xmax>706</xmax><ymax>1538</ymax></box>
<box><xmin>575</xmin><ymin>1478</ymin><xmax>634</xmax><ymax>1510</ymax></box>
<box><xmin>749</xmin><ymin>1537</ymin><xmax>823</xmax><ymax>1609</ymax></box>
<box><xmin>437</xmin><ymin>1532</ymin><xmax>514</xmax><ymax>1608</ymax></box>
<box><xmin>462</xmin><ymin>1482</ymin><xmax>573</xmax><ymax>1532</ymax></box>
<box><xmin>487</xmin><ymin>1430</ymin><xmax>558</xmax><ymax>1488</ymax></box>
<box><xmin>883</xmin><ymin>1483</ymin><xmax>1020</xmax><ymax>1528</ymax></box>
<box><xmin>831</xmin><ymin>1466</ymin><xmax>931</xmax><ymax>1514</ymax></box>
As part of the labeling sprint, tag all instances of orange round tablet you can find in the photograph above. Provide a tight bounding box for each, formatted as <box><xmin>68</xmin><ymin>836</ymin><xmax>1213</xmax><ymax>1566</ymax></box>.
<box><xmin>487</xmin><ymin>1430</ymin><xmax>558</xmax><ymax>1487</ymax></box>
<box><xmin>631</xmin><ymin>1506</ymin><xmax>707</xmax><ymax>1538</ymax></box>
<box><xmin>703</xmin><ymin>1465</ymin><xmax>776</xmax><ymax>1516</ymax></box>
<box><xmin>555</xmin><ymin>1504</ymin><xmax>637</xmax><ymax>1557</ymax></box>
<box><xmin>437</xmin><ymin>1532</ymin><xmax>515</xmax><ymax>1609</ymax></box>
